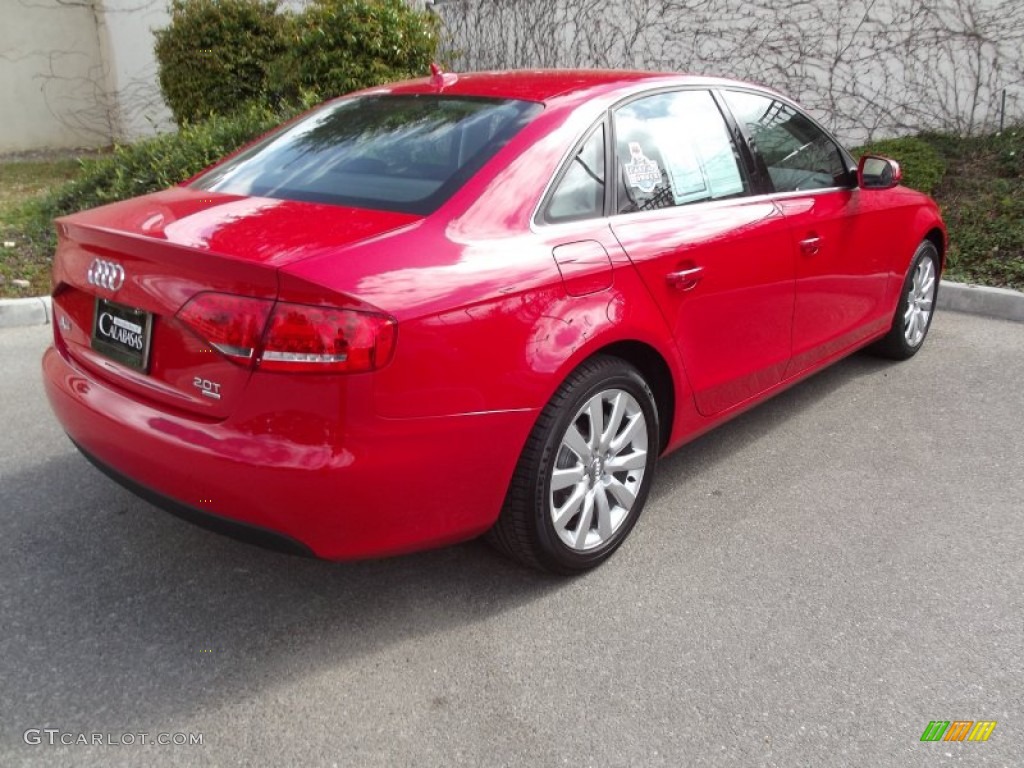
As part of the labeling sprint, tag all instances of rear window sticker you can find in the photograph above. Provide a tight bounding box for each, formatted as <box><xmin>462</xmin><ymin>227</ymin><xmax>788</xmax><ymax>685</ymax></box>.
<box><xmin>623</xmin><ymin>142</ymin><xmax>661</xmax><ymax>193</ymax></box>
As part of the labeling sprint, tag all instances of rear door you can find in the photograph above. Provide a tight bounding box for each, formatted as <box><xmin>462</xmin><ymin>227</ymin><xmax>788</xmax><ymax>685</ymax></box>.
<box><xmin>720</xmin><ymin>90</ymin><xmax>892</xmax><ymax>374</ymax></box>
<box><xmin>608</xmin><ymin>89</ymin><xmax>797</xmax><ymax>416</ymax></box>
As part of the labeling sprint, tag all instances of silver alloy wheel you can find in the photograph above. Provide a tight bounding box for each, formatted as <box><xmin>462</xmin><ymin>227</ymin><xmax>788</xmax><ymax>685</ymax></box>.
<box><xmin>904</xmin><ymin>256</ymin><xmax>936</xmax><ymax>347</ymax></box>
<box><xmin>549</xmin><ymin>388</ymin><xmax>649</xmax><ymax>551</ymax></box>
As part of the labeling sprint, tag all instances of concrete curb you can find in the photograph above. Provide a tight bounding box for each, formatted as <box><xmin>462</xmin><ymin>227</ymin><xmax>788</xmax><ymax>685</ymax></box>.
<box><xmin>937</xmin><ymin>281</ymin><xmax>1024</xmax><ymax>324</ymax></box>
<box><xmin>0</xmin><ymin>295</ymin><xmax>51</xmax><ymax>329</ymax></box>
<box><xmin>0</xmin><ymin>281</ymin><xmax>1021</xmax><ymax>329</ymax></box>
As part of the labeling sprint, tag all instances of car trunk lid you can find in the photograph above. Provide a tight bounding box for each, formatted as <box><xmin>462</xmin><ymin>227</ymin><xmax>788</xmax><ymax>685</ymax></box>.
<box><xmin>51</xmin><ymin>187</ymin><xmax>420</xmax><ymax>419</ymax></box>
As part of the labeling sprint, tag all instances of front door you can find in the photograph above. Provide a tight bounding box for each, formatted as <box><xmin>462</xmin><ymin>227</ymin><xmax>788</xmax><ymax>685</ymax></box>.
<box><xmin>720</xmin><ymin>90</ymin><xmax>892</xmax><ymax>374</ymax></box>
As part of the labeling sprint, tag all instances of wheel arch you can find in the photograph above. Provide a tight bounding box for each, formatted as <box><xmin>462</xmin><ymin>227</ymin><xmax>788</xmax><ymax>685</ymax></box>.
<box><xmin>924</xmin><ymin>226</ymin><xmax>946</xmax><ymax>272</ymax></box>
<box><xmin>577</xmin><ymin>339</ymin><xmax>676</xmax><ymax>454</ymax></box>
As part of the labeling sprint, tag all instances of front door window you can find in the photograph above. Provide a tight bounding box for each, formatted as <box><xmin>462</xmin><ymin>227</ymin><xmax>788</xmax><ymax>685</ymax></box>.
<box><xmin>721</xmin><ymin>90</ymin><xmax>851</xmax><ymax>192</ymax></box>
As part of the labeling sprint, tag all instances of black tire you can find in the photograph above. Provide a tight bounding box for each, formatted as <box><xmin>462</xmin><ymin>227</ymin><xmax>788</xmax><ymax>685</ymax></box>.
<box><xmin>869</xmin><ymin>240</ymin><xmax>940</xmax><ymax>360</ymax></box>
<box><xmin>487</xmin><ymin>355</ymin><xmax>659</xmax><ymax>573</ymax></box>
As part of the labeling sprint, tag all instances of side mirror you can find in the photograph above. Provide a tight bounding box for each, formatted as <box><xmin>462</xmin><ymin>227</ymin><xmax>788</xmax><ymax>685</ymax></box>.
<box><xmin>858</xmin><ymin>155</ymin><xmax>902</xmax><ymax>190</ymax></box>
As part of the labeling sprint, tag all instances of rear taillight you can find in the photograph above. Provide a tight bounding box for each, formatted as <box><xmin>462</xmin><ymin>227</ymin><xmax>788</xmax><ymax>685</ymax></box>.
<box><xmin>177</xmin><ymin>293</ymin><xmax>274</xmax><ymax>364</ymax></box>
<box><xmin>260</xmin><ymin>303</ymin><xmax>396</xmax><ymax>373</ymax></box>
<box><xmin>177</xmin><ymin>293</ymin><xmax>396</xmax><ymax>374</ymax></box>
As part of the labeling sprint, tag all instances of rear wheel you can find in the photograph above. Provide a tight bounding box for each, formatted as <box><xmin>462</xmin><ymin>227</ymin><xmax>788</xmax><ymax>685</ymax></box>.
<box><xmin>870</xmin><ymin>240</ymin><xmax>940</xmax><ymax>359</ymax></box>
<box><xmin>487</xmin><ymin>355</ymin><xmax>658</xmax><ymax>573</ymax></box>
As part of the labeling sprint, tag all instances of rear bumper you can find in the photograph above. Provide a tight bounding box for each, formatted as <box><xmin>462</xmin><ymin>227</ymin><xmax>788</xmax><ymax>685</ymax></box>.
<box><xmin>74</xmin><ymin>440</ymin><xmax>316</xmax><ymax>557</ymax></box>
<box><xmin>43</xmin><ymin>345</ymin><xmax>535</xmax><ymax>560</ymax></box>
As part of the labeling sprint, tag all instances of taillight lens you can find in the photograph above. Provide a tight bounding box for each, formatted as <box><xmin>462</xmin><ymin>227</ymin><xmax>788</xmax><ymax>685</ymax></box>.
<box><xmin>261</xmin><ymin>303</ymin><xmax>396</xmax><ymax>373</ymax></box>
<box><xmin>177</xmin><ymin>293</ymin><xmax>273</xmax><ymax>364</ymax></box>
<box><xmin>177</xmin><ymin>293</ymin><xmax>396</xmax><ymax>374</ymax></box>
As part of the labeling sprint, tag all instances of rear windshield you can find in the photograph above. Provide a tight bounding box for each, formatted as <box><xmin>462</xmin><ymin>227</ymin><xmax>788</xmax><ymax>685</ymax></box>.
<box><xmin>192</xmin><ymin>95</ymin><xmax>542</xmax><ymax>215</ymax></box>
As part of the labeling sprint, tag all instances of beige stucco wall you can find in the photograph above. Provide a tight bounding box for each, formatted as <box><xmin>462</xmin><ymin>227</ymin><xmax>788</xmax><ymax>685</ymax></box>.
<box><xmin>100</xmin><ymin>0</ymin><xmax>174</xmax><ymax>142</ymax></box>
<box><xmin>0</xmin><ymin>0</ymin><xmax>110</xmax><ymax>152</ymax></box>
<box><xmin>0</xmin><ymin>0</ymin><xmax>172</xmax><ymax>154</ymax></box>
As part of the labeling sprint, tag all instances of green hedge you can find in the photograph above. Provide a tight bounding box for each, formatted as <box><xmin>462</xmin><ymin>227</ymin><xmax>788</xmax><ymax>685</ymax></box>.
<box><xmin>850</xmin><ymin>136</ymin><xmax>947</xmax><ymax>196</ymax></box>
<box><xmin>155</xmin><ymin>0</ymin><xmax>285</xmax><ymax>126</ymax></box>
<box><xmin>277</xmin><ymin>0</ymin><xmax>438</xmax><ymax>103</ymax></box>
<box><xmin>154</xmin><ymin>0</ymin><xmax>438</xmax><ymax>125</ymax></box>
<box><xmin>928</xmin><ymin>127</ymin><xmax>1024</xmax><ymax>290</ymax></box>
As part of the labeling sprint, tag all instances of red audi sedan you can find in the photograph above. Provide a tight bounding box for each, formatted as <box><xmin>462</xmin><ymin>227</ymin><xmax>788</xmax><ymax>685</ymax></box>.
<box><xmin>43</xmin><ymin>70</ymin><xmax>945</xmax><ymax>572</ymax></box>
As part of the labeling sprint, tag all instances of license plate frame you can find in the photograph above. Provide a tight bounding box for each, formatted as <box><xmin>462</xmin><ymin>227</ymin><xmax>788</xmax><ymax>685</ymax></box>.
<box><xmin>91</xmin><ymin>297</ymin><xmax>153</xmax><ymax>372</ymax></box>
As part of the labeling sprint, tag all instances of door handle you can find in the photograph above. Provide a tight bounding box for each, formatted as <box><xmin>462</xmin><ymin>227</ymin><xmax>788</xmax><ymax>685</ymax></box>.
<box><xmin>665</xmin><ymin>265</ymin><xmax>704</xmax><ymax>291</ymax></box>
<box><xmin>800</xmin><ymin>234</ymin><xmax>823</xmax><ymax>255</ymax></box>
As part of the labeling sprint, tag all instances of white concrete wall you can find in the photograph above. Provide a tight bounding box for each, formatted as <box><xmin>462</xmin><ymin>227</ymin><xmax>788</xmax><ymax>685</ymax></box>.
<box><xmin>0</xmin><ymin>0</ymin><xmax>111</xmax><ymax>152</ymax></box>
<box><xmin>437</xmin><ymin>0</ymin><xmax>1024</xmax><ymax>145</ymax></box>
<box><xmin>0</xmin><ymin>0</ymin><xmax>171</xmax><ymax>154</ymax></box>
<box><xmin>100</xmin><ymin>0</ymin><xmax>174</xmax><ymax>142</ymax></box>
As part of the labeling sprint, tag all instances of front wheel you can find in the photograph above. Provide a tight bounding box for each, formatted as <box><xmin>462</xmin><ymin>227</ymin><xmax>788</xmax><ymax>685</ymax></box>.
<box><xmin>869</xmin><ymin>239</ymin><xmax>940</xmax><ymax>359</ymax></box>
<box><xmin>487</xmin><ymin>355</ymin><xmax>659</xmax><ymax>573</ymax></box>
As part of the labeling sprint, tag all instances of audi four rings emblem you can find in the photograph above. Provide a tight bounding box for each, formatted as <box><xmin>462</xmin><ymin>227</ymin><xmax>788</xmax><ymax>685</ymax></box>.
<box><xmin>86</xmin><ymin>259</ymin><xmax>125</xmax><ymax>291</ymax></box>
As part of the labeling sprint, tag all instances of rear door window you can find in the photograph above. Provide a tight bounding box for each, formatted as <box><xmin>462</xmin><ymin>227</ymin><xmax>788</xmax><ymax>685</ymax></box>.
<box><xmin>193</xmin><ymin>95</ymin><xmax>542</xmax><ymax>215</ymax></box>
<box><xmin>612</xmin><ymin>90</ymin><xmax>750</xmax><ymax>215</ymax></box>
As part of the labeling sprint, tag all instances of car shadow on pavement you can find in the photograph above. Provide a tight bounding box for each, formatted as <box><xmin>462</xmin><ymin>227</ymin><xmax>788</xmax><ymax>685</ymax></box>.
<box><xmin>0</xmin><ymin>349</ymin><xmax>893</xmax><ymax>741</ymax></box>
<box><xmin>0</xmin><ymin>447</ymin><xmax>561</xmax><ymax>741</ymax></box>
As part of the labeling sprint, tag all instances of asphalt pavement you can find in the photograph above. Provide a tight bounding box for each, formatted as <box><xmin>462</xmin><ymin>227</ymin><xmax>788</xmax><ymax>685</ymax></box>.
<box><xmin>1</xmin><ymin>311</ymin><xmax>1021</xmax><ymax>767</ymax></box>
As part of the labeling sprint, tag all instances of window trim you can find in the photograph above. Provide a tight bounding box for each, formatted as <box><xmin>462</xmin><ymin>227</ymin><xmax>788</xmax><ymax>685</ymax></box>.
<box><xmin>531</xmin><ymin>83</ymin><xmax>861</xmax><ymax>230</ymax></box>
<box><xmin>534</xmin><ymin>85</ymin><xmax>762</xmax><ymax>229</ymax></box>
<box><xmin>602</xmin><ymin>185</ymin><xmax>857</xmax><ymax>229</ymax></box>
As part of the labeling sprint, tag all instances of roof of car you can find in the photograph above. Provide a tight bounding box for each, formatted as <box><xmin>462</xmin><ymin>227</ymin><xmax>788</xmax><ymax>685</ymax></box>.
<box><xmin>382</xmin><ymin>69</ymin><xmax>747</xmax><ymax>103</ymax></box>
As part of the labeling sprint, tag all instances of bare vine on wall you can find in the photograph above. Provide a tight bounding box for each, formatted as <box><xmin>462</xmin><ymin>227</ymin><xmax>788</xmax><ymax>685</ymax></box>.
<box><xmin>5</xmin><ymin>0</ymin><xmax>1019</xmax><ymax>148</ymax></box>
<box><xmin>435</xmin><ymin>0</ymin><xmax>1023</xmax><ymax>143</ymax></box>
<box><xmin>6</xmin><ymin>0</ymin><xmax>171</xmax><ymax>147</ymax></box>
